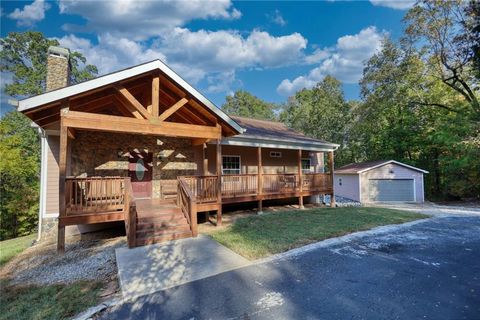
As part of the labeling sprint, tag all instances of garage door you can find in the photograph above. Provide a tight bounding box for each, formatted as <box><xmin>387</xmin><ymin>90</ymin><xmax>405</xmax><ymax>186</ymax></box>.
<box><xmin>368</xmin><ymin>179</ymin><xmax>414</xmax><ymax>202</ymax></box>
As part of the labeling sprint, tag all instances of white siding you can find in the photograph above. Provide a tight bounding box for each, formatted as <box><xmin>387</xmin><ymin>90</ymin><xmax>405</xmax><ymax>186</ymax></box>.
<box><xmin>334</xmin><ymin>174</ymin><xmax>360</xmax><ymax>201</ymax></box>
<box><xmin>360</xmin><ymin>163</ymin><xmax>424</xmax><ymax>203</ymax></box>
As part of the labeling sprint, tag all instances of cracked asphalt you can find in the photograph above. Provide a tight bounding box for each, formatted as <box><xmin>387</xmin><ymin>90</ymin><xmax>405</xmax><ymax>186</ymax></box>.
<box><xmin>100</xmin><ymin>215</ymin><xmax>480</xmax><ymax>320</ymax></box>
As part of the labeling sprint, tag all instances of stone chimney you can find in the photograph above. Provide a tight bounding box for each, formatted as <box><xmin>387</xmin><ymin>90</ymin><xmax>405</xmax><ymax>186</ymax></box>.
<box><xmin>46</xmin><ymin>46</ymin><xmax>71</xmax><ymax>92</ymax></box>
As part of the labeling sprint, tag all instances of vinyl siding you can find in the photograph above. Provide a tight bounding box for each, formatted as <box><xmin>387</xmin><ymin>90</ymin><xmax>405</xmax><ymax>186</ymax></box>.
<box><xmin>334</xmin><ymin>174</ymin><xmax>360</xmax><ymax>201</ymax></box>
<box><xmin>360</xmin><ymin>163</ymin><xmax>424</xmax><ymax>203</ymax></box>
<box><xmin>206</xmin><ymin>145</ymin><xmax>313</xmax><ymax>174</ymax></box>
<box><xmin>45</xmin><ymin>135</ymin><xmax>60</xmax><ymax>216</ymax></box>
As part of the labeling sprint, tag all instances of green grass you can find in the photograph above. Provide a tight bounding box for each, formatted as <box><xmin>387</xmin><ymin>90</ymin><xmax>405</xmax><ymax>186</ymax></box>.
<box><xmin>210</xmin><ymin>207</ymin><xmax>428</xmax><ymax>259</ymax></box>
<box><xmin>0</xmin><ymin>234</ymin><xmax>36</xmax><ymax>266</ymax></box>
<box><xmin>0</xmin><ymin>281</ymin><xmax>102</xmax><ymax>320</ymax></box>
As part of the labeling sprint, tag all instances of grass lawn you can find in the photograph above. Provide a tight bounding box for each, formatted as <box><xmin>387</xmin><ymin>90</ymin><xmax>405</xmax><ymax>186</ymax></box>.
<box><xmin>210</xmin><ymin>207</ymin><xmax>427</xmax><ymax>259</ymax></box>
<box><xmin>0</xmin><ymin>234</ymin><xmax>36</xmax><ymax>266</ymax></box>
<box><xmin>0</xmin><ymin>281</ymin><xmax>102</xmax><ymax>320</ymax></box>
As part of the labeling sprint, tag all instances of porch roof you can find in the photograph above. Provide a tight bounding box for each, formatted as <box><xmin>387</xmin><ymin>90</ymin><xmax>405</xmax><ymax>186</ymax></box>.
<box><xmin>220</xmin><ymin>116</ymin><xmax>339</xmax><ymax>152</ymax></box>
<box><xmin>18</xmin><ymin>60</ymin><xmax>244</xmax><ymax>135</ymax></box>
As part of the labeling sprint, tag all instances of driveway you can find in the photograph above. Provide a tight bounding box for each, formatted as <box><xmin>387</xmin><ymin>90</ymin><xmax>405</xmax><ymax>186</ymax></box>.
<box><xmin>101</xmin><ymin>214</ymin><xmax>480</xmax><ymax>320</ymax></box>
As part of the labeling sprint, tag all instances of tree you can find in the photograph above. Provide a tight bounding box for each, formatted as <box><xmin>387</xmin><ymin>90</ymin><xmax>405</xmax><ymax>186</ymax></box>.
<box><xmin>0</xmin><ymin>31</ymin><xmax>98</xmax><ymax>239</ymax></box>
<box><xmin>0</xmin><ymin>31</ymin><xmax>98</xmax><ymax>97</ymax></box>
<box><xmin>222</xmin><ymin>90</ymin><xmax>278</xmax><ymax>120</ymax></box>
<box><xmin>280</xmin><ymin>76</ymin><xmax>352</xmax><ymax>165</ymax></box>
<box><xmin>356</xmin><ymin>35</ymin><xmax>480</xmax><ymax>200</ymax></box>
<box><xmin>0</xmin><ymin>111</ymin><xmax>40</xmax><ymax>239</ymax></box>
<box><xmin>403</xmin><ymin>0</ymin><xmax>480</xmax><ymax>119</ymax></box>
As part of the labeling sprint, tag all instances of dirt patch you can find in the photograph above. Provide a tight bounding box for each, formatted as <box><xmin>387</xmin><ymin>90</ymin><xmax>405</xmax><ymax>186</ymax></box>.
<box><xmin>0</xmin><ymin>228</ymin><xmax>126</xmax><ymax>300</ymax></box>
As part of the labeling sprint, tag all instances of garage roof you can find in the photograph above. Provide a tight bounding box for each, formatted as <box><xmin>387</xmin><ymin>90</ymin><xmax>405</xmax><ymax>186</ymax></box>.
<box><xmin>335</xmin><ymin>160</ymin><xmax>429</xmax><ymax>174</ymax></box>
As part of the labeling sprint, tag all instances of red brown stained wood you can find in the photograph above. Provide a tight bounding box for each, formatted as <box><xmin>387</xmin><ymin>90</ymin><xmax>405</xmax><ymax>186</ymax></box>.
<box><xmin>57</xmin><ymin>107</ymin><xmax>69</xmax><ymax>253</ymax></box>
<box><xmin>328</xmin><ymin>151</ymin><xmax>335</xmax><ymax>207</ymax></box>
<box><xmin>298</xmin><ymin>149</ymin><xmax>304</xmax><ymax>209</ymax></box>
<box><xmin>216</xmin><ymin>139</ymin><xmax>222</xmax><ymax>226</ymax></box>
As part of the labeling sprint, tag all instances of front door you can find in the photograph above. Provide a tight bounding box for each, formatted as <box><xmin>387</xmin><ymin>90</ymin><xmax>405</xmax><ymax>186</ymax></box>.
<box><xmin>128</xmin><ymin>150</ymin><xmax>153</xmax><ymax>199</ymax></box>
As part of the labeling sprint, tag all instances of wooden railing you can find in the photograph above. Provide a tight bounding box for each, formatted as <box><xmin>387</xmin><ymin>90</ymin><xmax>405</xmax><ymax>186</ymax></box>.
<box><xmin>179</xmin><ymin>172</ymin><xmax>331</xmax><ymax>202</ymax></box>
<box><xmin>222</xmin><ymin>174</ymin><xmax>257</xmax><ymax>198</ymax></box>
<box><xmin>303</xmin><ymin>173</ymin><xmax>333</xmax><ymax>192</ymax></box>
<box><xmin>177</xmin><ymin>177</ymin><xmax>198</xmax><ymax>236</ymax></box>
<box><xmin>65</xmin><ymin>176</ymin><xmax>127</xmax><ymax>215</ymax></box>
<box><xmin>262</xmin><ymin>173</ymin><xmax>299</xmax><ymax>194</ymax></box>
<box><xmin>183</xmin><ymin>175</ymin><xmax>218</xmax><ymax>203</ymax></box>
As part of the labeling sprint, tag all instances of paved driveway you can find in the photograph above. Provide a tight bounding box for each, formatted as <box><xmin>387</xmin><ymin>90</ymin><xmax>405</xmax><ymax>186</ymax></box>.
<box><xmin>101</xmin><ymin>215</ymin><xmax>480</xmax><ymax>320</ymax></box>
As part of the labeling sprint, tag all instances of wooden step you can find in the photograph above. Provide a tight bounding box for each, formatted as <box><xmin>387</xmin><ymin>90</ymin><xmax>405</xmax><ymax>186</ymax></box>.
<box><xmin>137</xmin><ymin>214</ymin><xmax>187</xmax><ymax>225</ymax></box>
<box><xmin>136</xmin><ymin>222</ymin><xmax>191</xmax><ymax>234</ymax></box>
<box><xmin>135</xmin><ymin>230</ymin><xmax>193</xmax><ymax>246</ymax></box>
<box><xmin>136</xmin><ymin>208</ymin><xmax>183</xmax><ymax>218</ymax></box>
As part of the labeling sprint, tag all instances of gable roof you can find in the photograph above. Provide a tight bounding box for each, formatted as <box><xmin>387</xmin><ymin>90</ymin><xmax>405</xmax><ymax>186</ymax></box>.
<box><xmin>221</xmin><ymin>116</ymin><xmax>339</xmax><ymax>151</ymax></box>
<box><xmin>18</xmin><ymin>59</ymin><xmax>244</xmax><ymax>134</ymax></box>
<box><xmin>335</xmin><ymin>160</ymin><xmax>429</xmax><ymax>174</ymax></box>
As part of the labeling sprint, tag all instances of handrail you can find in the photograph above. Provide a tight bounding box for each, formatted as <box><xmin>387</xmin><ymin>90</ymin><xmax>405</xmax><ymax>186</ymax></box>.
<box><xmin>123</xmin><ymin>178</ymin><xmax>137</xmax><ymax>248</ymax></box>
<box><xmin>177</xmin><ymin>177</ymin><xmax>198</xmax><ymax>237</ymax></box>
<box><xmin>65</xmin><ymin>176</ymin><xmax>126</xmax><ymax>215</ymax></box>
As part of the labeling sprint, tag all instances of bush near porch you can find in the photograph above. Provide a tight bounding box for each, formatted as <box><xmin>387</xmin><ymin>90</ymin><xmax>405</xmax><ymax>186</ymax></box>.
<box><xmin>210</xmin><ymin>207</ymin><xmax>427</xmax><ymax>259</ymax></box>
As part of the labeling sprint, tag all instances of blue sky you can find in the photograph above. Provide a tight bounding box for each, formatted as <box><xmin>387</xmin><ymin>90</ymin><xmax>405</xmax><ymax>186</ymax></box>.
<box><xmin>1</xmin><ymin>0</ymin><xmax>414</xmax><ymax>113</ymax></box>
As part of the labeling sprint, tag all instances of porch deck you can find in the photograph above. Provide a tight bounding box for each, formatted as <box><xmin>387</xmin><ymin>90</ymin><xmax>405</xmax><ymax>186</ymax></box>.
<box><xmin>61</xmin><ymin>172</ymin><xmax>333</xmax><ymax>248</ymax></box>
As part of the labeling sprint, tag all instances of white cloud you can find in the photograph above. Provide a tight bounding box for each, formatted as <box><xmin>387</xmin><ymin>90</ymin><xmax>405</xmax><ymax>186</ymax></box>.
<box><xmin>58</xmin><ymin>28</ymin><xmax>308</xmax><ymax>95</ymax></box>
<box><xmin>369</xmin><ymin>0</ymin><xmax>416</xmax><ymax>10</ymax></box>
<box><xmin>58</xmin><ymin>34</ymin><xmax>167</xmax><ymax>75</ymax></box>
<box><xmin>59</xmin><ymin>0</ymin><xmax>241</xmax><ymax>41</ymax></box>
<box><xmin>277</xmin><ymin>26</ymin><xmax>384</xmax><ymax>96</ymax></box>
<box><xmin>8</xmin><ymin>0</ymin><xmax>50</xmax><ymax>26</ymax></box>
<box><xmin>267</xmin><ymin>9</ymin><xmax>287</xmax><ymax>26</ymax></box>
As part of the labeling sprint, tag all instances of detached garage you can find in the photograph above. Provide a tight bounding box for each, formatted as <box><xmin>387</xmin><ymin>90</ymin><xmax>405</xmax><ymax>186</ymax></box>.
<box><xmin>334</xmin><ymin>160</ymin><xmax>428</xmax><ymax>203</ymax></box>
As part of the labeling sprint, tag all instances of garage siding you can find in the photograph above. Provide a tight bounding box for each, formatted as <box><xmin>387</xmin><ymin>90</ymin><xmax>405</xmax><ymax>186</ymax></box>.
<box><xmin>334</xmin><ymin>174</ymin><xmax>360</xmax><ymax>201</ymax></box>
<box><xmin>360</xmin><ymin>163</ymin><xmax>424</xmax><ymax>203</ymax></box>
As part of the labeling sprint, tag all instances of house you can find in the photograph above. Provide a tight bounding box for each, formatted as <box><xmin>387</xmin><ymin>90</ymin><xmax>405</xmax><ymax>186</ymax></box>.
<box><xmin>334</xmin><ymin>160</ymin><xmax>428</xmax><ymax>203</ymax></box>
<box><xmin>18</xmin><ymin>46</ymin><xmax>339</xmax><ymax>252</ymax></box>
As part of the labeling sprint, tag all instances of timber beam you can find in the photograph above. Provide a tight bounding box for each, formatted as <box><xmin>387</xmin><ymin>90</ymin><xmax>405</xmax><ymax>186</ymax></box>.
<box><xmin>62</xmin><ymin>110</ymin><xmax>222</xmax><ymax>139</ymax></box>
<box><xmin>115</xmin><ymin>85</ymin><xmax>152</xmax><ymax>120</ymax></box>
<box><xmin>159</xmin><ymin>98</ymin><xmax>189</xmax><ymax>121</ymax></box>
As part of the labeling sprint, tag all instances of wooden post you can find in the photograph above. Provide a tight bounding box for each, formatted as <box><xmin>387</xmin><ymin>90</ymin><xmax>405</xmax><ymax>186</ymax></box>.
<box><xmin>257</xmin><ymin>147</ymin><xmax>263</xmax><ymax>214</ymax></box>
<box><xmin>328</xmin><ymin>151</ymin><xmax>335</xmax><ymax>208</ymax></box>
<box><xmin>152</xmin><ymin>75</ymin><xmax>160</xmax><ymax>117</ymax></box>
<box><xmin>216</xmin><ymin>139</ymin><xmax>222</xmax><ymax>225</ymax></box>
<box><xmin>57</xmin><ymin>107</ymin><xmax>69</xmax><ymax>253</ymax></box>
<box><xmin>298</xmin><ymin>149</ymin><xmax>304</xmax><ymax>209</ymax></box>
<box><xmin>202</xmin><ymin>143</ymin><xmax>208</xmax><ymax>175</ymax></box>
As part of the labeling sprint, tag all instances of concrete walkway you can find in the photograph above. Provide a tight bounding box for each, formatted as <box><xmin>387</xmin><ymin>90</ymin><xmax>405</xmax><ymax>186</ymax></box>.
<box><xmin>115</xmin><ymin>235</ymin><xmax>250</xmax><ymax>300</ymax></box>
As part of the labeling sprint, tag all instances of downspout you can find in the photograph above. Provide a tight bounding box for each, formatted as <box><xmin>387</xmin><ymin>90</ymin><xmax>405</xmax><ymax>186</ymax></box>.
<box><xmin>36</xmin><ymin>127</ymin><xmax>47</xmax><ymax>242</ymax></box>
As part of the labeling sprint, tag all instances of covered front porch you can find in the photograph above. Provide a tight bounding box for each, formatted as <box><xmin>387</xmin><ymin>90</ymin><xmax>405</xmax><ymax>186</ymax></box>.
<box><xmin>61</xmin><ymin>135</ymin><xmax>335</xmax><ymax>249</ymax></box>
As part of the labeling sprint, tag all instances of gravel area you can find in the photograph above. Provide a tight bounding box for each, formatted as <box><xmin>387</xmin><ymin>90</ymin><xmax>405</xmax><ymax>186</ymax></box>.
<box><xmin>0</xmin><ymin>230</ymin><xmax>126</xmax><ymax>287</ymax></box>
<box><xmin>324</xmin><ymin>195</ymin><xmax>362</xmax><ymax>207</ymax></box>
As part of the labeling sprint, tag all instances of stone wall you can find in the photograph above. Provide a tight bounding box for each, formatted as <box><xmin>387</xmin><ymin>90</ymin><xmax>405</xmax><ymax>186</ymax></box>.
<box><xmin>71</xmin><ymin>132</ymin><xmax>200</xmax><ymax>198</ymax></box>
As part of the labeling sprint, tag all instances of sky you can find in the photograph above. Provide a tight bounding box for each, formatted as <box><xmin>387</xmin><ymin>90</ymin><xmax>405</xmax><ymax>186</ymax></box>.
<box><xmin>0</xmin><ymin>0</ymin><xmax>414</xmax><ymax>114</ymax></box>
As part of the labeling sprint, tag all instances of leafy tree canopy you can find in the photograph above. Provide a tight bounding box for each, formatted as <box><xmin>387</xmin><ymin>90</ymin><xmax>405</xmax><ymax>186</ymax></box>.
<box><xmin>280</xmin><ymin>76</ymin><xmax>353</xmax><ymax>165</ymax></box>
<box><xmin>222</xmin><ymin>90</ymin><xmax>278</xmax><ymax>121</ymax></box>
<box><xmin>0</xmin><ymin>31</ymin><xmax>98</xmax><ymax>98</ymax></box>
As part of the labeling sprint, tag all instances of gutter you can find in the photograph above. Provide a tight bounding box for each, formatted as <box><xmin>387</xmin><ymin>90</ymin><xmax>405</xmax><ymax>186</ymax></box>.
<box><xmin>35</xmin><ymin>125</ymin><xmax>47</xmax><ymax>242</ymax></box>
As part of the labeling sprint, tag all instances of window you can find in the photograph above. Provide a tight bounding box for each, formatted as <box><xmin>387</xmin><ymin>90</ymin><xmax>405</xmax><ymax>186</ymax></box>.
<box><xmin>270</xmin><ymin>151</ymin><xmax>282</xmax><ymax>158</ymax></box>
<box><xmin>222</xmin><ymin>156</ymin><xmax>240</xmax><ymax>174</ymax></box>
<box><xmin>301</xmin><ymin>158</ymin><xmax>311</xmax><ymax>173</ymax></box>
